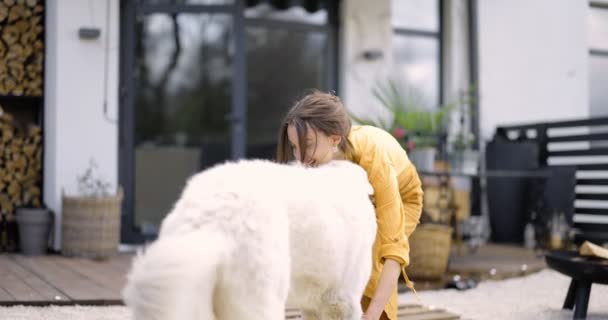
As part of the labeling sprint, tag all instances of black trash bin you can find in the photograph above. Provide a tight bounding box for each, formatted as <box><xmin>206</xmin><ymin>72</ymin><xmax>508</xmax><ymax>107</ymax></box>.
<box><xmin>486</xmin><ymin>137</ymin><xmax>539</xmax><ymax>244</ymax></box>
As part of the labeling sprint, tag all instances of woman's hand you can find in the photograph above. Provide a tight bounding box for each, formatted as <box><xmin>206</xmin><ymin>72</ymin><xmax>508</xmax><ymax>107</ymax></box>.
<box><xmin>363</xmin><ymin>258</ymin><xmax>401</xmax><ymax>320</ymax></box>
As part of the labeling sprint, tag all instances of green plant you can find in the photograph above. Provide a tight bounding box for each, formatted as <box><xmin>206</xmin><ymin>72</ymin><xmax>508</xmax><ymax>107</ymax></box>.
<box><xmin>350</xmin><ymin>78</ymin><xmax>452</xmax><ymax>151</ymax></box>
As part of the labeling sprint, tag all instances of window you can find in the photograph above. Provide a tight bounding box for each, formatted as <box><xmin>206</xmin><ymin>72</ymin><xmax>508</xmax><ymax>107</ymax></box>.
<box><xmin>589</xmin><ymin>3</ymin><xmax>608</xmax><ymax>117</ymax></box>
<box><xmin>244</xmin><ymin>3</ymin><xmax>337</xmax><ymax>160</ymax></box>
<box><xmin>391</xmin><ymin>0</ymin><xmax>442</xmax><ymax>109</ymax></box>
<box><xmin>119</xmin><ymin>0</ymin><xmax>337</xmax><ymax>241</ymax></box>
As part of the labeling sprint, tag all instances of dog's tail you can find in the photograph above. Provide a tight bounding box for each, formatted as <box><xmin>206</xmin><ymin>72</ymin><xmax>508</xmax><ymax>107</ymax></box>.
<box><xmin>122</xmin><ymin>230</ymin><xmax>233</xmax><ymax>320</ymax></box>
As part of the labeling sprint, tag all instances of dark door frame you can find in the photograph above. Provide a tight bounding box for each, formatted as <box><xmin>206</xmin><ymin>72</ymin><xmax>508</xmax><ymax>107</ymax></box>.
<box><xmin>118</xmin><ymin>0</ymin><xmax>339</xmax><ymax>244</ymax></box>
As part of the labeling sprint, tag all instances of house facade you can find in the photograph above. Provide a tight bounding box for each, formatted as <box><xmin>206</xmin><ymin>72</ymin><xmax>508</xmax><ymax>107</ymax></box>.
<box><xmin>0</xmin><ymin>0</ymin><xmax>599</xmax><ymax>249</ymax></box>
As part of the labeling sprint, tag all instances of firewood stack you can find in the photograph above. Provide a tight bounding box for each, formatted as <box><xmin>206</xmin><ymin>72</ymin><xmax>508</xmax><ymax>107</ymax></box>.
<box><xmin>0</xmin><ymin>0</ymin><xmax>44</xmax><ymax>96</ymax></box>
<box><xmin>0</xmin><ymin>105</ymin><xmax>42</xmax><ymax>220</ymax></box>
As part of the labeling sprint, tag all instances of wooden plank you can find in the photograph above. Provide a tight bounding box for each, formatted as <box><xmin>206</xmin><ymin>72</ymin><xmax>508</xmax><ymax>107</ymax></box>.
<box><xmin>280</xmin><ymin>305</ymin><xmax>459</xmax><ymax>320</ymax></box>
<box><xmin>400</xmin><ymin>304</ymin><xmax>426</xmax><ymax>309</ymax></box>
<box><xmin>399</xmin><ymin>306</ymin><xmax>444</xmax><ymax>316</ymax></box>
<box><xmin>285</xmin><ymin>308</ymin><xmax>302</xmax><ymax>319</ymax></box>
<box><xmin>397</xmin><ymin>304</ymin><xmax>460</xmax><ymax>320</ymax></box>
<box><xmin>549</xmin><ymin>148</ymin><xmax>608</xmax><ymax>157</ymax></box>
<box><xmin>574</xmin><ymin>223</ymin><xmax>608</xmax><ymax>232</ymax></box>
<box><xmin>3</xmin><ymin>256</ymin><xmax>70</xmax><ymax>303</ymax></box>
<box><xmin>0</xmin><ymin>266</ymin><xmax>41</xmax><ymax>301</ymax></box>
<box><xmin>13</xmin><ymin>255</ymin><xmax>117</xmax><ymax>302</ymax></box>
<box><xmin>577</xmin><ymin>179</ymin><xmax>608</xmax><ymax>185</ymax></box>
<box><xmin>577</xmin><ymin>164</ymin><xmax>608</xmax><ymax>170</ymax></box>
<box><xmin>0</xmin><ymin>287</ymin><xmax>15</xmax><ymax>302</ymax></box>
<box><xmin>577</xmin><ymin>193</ymin><xmax>608</xmax><ymax>201</ymax></box>
<box><xmin>575</xmin><ymin>208</ymin><xmax>608</xmax><ymax>215</ymax></box>
<box><xmin>105</xmin><ymin>254</ymin><xmax>134</xmax><ymax>273</ymax></box>
<box><xmin>48</xmin><ymin>256</ymin><xmax>127</xmax><ymax>294</ymax></box>
<box><xmin>400</xmin><ymin>311</ymin><xmax>460</xmax><ymax>320</ymax></box>
<box><xmin>548</xmin><ymin>133</ymin><xmax>608</xmax><ymax>142</ymax></box>
<box><xmin>0</xmin><ymin>255</ymin><xmax>44</xmax><ymax>301</ymax></box>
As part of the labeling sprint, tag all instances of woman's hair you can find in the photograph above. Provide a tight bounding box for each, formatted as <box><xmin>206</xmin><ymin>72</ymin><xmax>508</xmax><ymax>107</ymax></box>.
<box><xmin>277</xmin><ymin>89</ymin><xmax>354</xmax><ymax>163</ymax></box>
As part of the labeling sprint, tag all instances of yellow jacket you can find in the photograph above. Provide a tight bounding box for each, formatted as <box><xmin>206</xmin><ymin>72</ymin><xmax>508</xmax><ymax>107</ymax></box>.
<box><xmin>348</xmin><ymin>125</ymin><xmax>423</xmax><ymax>319</ymax></box>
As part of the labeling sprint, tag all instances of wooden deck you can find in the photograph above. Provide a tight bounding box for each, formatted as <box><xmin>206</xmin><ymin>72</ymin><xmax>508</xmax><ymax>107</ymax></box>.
<box><xmin>286</xmin><ymin>305</ymin><xmax>460</xmax><ymax>319</ymax></box>
<box><xmin>0</xmin><ymin>253</ymin><xmax>461</xmax><ymax>319</ymax></box>
<box><xmin>0</xmin><ymin>254</ymin><xmax>131</xmax><ymax>306</ymax></box>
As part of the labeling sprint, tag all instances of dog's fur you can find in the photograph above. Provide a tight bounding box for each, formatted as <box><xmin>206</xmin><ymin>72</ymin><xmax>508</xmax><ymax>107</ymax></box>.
<box><xmin>122</xmin><ymin>159</ymin><xmax>377</xmax><ymax>320</ymax></box>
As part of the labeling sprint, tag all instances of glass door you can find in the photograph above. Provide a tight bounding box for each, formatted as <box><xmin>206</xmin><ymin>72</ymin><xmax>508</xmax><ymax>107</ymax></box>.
<box><xmin>119</xmin><ymin>0</ymin><xmax>337</xmax><ymax>243</ymax></box>
<box><xmin>120</xmin><ymin>1</ymin><xmax>243</xmax><ymax>242</ymax></box>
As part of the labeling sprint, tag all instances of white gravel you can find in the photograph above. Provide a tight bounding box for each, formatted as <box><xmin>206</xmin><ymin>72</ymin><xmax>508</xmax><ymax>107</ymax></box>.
<box><xmin>0</xmin><ymin>305</ymin><xmax>131</xmax><ymax>320</ymax></box>
<box><xmin>399</xmin><ymin>269</ymin><xmax>608</xmax><ymax>320</ymax></box>
<box><xmin>1</xmin><ymin>269</ymin><xmax>606</xmax><ymax>320</ymax></box>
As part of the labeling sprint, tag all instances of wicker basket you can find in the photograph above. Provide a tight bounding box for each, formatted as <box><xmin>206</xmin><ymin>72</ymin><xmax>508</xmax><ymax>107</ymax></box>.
<box><xmin>61</xmin><ymin>188</ymin><xmax>123</xmax><ymax>258</ymax></box>
<box><xmin>407</xmin><ymin>223</ymin><xmax>453</xmax><ymax>280</ymax></box>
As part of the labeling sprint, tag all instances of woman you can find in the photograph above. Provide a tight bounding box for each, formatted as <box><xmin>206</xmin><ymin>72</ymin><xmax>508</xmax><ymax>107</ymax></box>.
<box><xmin>276</xmin><ymin>90</ymin><xmax>423</xmax><ymax>320</ymax></box>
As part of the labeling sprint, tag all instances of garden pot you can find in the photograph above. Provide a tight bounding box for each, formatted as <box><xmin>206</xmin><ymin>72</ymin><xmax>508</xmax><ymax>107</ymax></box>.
<box><xmin>408</xmin><ymin>147</ymin><xmax>436</xmax><ymax>172</ymax></box>
<box><xmin>16</xmin><ymin>208</ymin><xmax>52</xmax><ymax>255</ymax></box>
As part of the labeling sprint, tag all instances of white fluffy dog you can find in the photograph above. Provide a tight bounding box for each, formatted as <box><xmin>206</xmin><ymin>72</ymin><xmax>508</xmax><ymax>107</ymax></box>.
<box><xmin>122</xmin><ymin>159</ymin><xmax>377</xmax><ymax>320</ymax></box>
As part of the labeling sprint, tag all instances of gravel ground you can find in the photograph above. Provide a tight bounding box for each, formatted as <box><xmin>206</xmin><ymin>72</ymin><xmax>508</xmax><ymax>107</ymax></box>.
<box><xmin>399</xmin><ymin>269</ymin><xmax>608</xmax><ymax>320</ymax></box>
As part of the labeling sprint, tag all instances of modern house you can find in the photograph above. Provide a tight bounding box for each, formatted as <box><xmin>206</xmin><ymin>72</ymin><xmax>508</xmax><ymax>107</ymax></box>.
<box><xmin>0</xmin><ymin>0</ymin><xmax>604</xmax><ymax>250</ymax></box>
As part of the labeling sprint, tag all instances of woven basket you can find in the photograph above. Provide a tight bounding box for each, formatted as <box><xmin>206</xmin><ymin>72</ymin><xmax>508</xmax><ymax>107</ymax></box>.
<box><xmin>61</xmin><ymin>188</ymin><xmax>123</xmax><ymax>258</ymax></box>
<box><xmin>407</xmin><ymin>223</ymin><xmax>453</xmax><ymax>280</ymax></box>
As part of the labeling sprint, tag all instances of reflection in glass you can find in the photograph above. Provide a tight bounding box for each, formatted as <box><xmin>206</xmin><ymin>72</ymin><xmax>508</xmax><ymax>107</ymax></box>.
<box><xmin>589</xmin><ymin>8</ymin><xmax>608</xmax><ymax>51</ymax></box>
<box><xmin>393</xmin><ymin>35</ymin><xmax>440</xmax><ymax>108</ymax></box>
<box><xmin>590</xmin><ymin>55</ymin><xmax>608</xmax><ymax>117</ymax></box>
<box><xmin>244</xmin><ymin>7</ymin><xmax>329</xmax><ymax>160</ymax></box>
<box><xmin>133</xmin><ymin>13</ymin><xmax>233</xmax><ymax>233</ymax></box>
<box><xmin>391</xmin><ymin>0</ymin><xmax>439</xmax><ymax>31</ymax></box>
<box><xmin>245</xmin><ymin>3</ymin><xmax>327</xmax><ymax>25</ymax></box>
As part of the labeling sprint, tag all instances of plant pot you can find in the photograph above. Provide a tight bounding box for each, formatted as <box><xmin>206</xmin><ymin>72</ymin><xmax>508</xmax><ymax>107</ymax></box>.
<box><xmin>16</xmin><ymin>208</ymin><xmax>52</xmax><ymax>256</ymax></box>
<box><xmin>408</xmin><ymin>147</ymin><xmax>436</xmax><ymax>172</ymax></box>
<box><xmin>449</xmin><ymin>149</ymin><xmax>479</xmax><ymax>174</ymax></box>
<box><xmin>407</xmin><ymin>223</ymin><xmax>453</xmax><ymax>280</ymax></box>
<box><xmin>61</xmin><ymin>188</ymin><xmax>123</xmax><ymax>258</ymax></box>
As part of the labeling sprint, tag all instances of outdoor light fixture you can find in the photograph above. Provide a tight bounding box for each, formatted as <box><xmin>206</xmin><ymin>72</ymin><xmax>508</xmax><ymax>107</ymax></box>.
<box><xmin>362</xmin><ymin>49</ymin><xmax>383</xmax><ymax>61</ymax></box>
<box><xmin>78</xmin><ymin>27</ymin><xmax>101</xmax><ymax>40</ymax></box>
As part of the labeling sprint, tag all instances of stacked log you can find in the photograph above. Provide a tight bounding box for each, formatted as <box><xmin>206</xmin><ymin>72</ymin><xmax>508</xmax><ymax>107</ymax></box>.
<box><xmin>0</xmin><ymin>0</ymin><xmax>44</xmax><ymax>96</ymax></box>
<box><xmin>0</xmin><ymin>105</ymin><xmax>42</xmax><ymax>219</ymax></box>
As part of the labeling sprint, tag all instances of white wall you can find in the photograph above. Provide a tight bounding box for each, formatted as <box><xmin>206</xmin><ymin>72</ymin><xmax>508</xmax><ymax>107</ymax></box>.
<box><xmin>340</xmin><ymin>0</ymin><xmax>393</xmax><ymax>123</ymax></box>
<box><xmin>477</xmin><ymin>0</ymin><xmax>589</xmax><ymax>142</ymax></box>
<box><xmin>44</xmin><ymin>0</ymin><xmax>120</xmax><ymax>250</ymax></box>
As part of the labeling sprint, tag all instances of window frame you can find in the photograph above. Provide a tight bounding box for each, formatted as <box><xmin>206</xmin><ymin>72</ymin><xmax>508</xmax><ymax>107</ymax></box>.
<box><xmin>119</xmin><ymin>0</ymin><xmax>339</xmax><ymax>243</ymax></box>
<box><xmin>391</xmin><ymin>0</ymin><xmax>444</xmax><ymax>106</ymax></box>
<box><xmin>589</xmin><ymin>2</ymin><xmax>608</xmax><ymax>117</ymax></box>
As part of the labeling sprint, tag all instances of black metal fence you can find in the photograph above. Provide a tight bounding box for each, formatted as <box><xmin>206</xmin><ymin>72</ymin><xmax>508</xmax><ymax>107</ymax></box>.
<box><xmin>495</xmin><ymin>117</ymin><xmax>608</xmax><ymax>245</ymax></box>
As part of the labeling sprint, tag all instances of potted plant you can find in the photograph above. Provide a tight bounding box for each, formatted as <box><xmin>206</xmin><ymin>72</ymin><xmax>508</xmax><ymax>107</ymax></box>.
<box><xmin>351</xmin><ymin>78</ymin><xmax>451</xmax><ymax>172</ymax></box>
<box><xmin>61</xmin><ymin>159</ymin><xmax>123</xmax><ymax>259</ymax></box>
